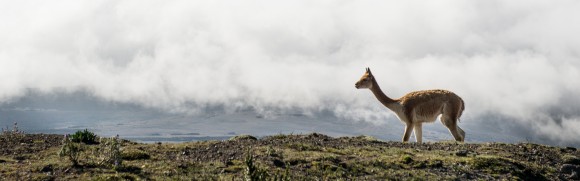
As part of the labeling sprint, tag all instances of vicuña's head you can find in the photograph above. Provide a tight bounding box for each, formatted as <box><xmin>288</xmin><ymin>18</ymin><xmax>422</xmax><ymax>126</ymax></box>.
<box><xmin>355</xmin><ymin>67</ymin><xmax>374</xmax><ymax>89</ymax></box>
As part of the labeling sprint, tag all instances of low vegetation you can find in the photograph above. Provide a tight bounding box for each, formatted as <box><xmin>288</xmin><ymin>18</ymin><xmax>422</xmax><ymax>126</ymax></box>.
<box><xmin>1</xmin><ymin>131</ymin><xmax>579</xmax><ymax>180</ymax></box>
<box><xmin>69</xmin><ymin>129</ymin><xmax>98</xmax><ymax>144</ymax></box>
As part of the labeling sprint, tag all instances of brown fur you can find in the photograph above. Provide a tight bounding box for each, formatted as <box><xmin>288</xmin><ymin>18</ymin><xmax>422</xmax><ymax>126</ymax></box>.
<box><xmin>355</xmin><ymin>68</ymin><xmax>465</xmax><ymax>143</ymax></box>
<box><xmin>400</xmin><ymin>89</ymin><xmax>464</xmax><ymax>123</ymax></box>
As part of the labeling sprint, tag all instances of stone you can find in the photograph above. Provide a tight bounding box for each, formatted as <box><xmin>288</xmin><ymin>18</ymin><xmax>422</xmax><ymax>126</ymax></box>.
<box><xmin>41</xmin><ymin>164</ymin><xmax>53</xmax><ymax>172</ymax></box>
<box><xmin>455</xmin><ymin>150</ymin><xmax>468</xmax><ymax>157</ymax></box>
<box><xmin>273</xmin><ymin>159</ymin><xmax>285</xmax><ymax>168</ymax></box>
<box><xmin>561</xmin><ymin>164</ymin><xmax>579</xmax><ymax>174</ymax></box>
<box><xmin>569</xmin><ymin>171</ymin><xmax>579</xmax><ymax>180</ymax></box>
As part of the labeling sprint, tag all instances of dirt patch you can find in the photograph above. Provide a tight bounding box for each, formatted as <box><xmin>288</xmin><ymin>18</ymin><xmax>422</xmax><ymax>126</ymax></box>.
<box><xmin>0</xmin><ymin>133</ymin><xmax>63</xmax><ymax>155</ymax></box>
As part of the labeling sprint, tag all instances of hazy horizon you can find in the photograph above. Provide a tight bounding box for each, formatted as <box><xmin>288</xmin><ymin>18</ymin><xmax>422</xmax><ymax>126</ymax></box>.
<box><xmin>1</xmin><ymin>0</ymin><xmax>580</xmax><ymax>146</ymax></box>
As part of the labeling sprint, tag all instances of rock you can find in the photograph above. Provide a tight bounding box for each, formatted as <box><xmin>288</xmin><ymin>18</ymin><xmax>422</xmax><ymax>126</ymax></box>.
<box><xmin>569</xmin><ymin>171</ymin><xmax>579</xmax><ymax>180</ymax></box>
<box><xmin>455</xmin><ymin>150</ymin><xmax>468</xmax><ymax>157</ymax></box>
<box><xmin>560</xmin><ymin>164</ymin><xmax>580</xmax><ymax>174</ymax></box>
<box><xmin>566</xmin><ymin>147</ymin><xmax>577</xmax><ymax>151</ymax></box>
<box><xmin>177</xmin><ymin>163</ymin><xmax>188</xmax><ymax>169</ymax></box>
<box><xmin>273</xmin><ymin>159</ymin><xmax>285</xmax><ymax>168</ymax></box>
<box><xmin>41</xmin><ymin>164</ymin><xmax>53</xmax><ymax>172</ymax></box>
<box><xmin>225</xmin><ymin>160</ymin><xmax>234</xmax><ymax>166</ymax></box>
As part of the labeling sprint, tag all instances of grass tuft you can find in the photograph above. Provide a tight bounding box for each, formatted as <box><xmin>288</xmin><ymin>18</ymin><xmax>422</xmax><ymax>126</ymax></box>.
<box><xmin>401</xmin><ymin>154</ymin><xmax>413</xmax><ymax>164</ymax></box>
<box><xmin>122</xmin><ymin>150</ymin><xmax>150</xmax><ymax>160</ymax></box>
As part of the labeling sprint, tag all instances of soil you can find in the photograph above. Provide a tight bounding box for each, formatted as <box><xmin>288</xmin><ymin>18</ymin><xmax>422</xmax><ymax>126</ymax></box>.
<box><xmin>0</xmin><ymin>133</ymin><xmax>63</xmax><ymax>155</ymax></box>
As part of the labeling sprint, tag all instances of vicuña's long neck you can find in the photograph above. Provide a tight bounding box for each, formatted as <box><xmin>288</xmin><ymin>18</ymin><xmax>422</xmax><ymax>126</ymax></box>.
<box><xmin>370</xmin><ymin>78</ymin><xmax>399</xmax><ymax>111</ymax></box>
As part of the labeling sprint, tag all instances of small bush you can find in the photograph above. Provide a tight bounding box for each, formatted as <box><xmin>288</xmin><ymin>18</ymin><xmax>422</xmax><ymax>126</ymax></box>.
<box><xmin>99</xmin><ymin>135</ymin><xmax>123</xmax><ymax>169</ymax></box>
<box><xmin>70</xmin><ymin>129</ymin><xmax>98</xmax><ymax>144</ymax></box>
<box><xmin>59</xmin><ymin>134</ymin><xmax>82</xmax><ymax>166</ymax></box>
<box><xmin>1</xmin><ymin>122</ymin><xmax>24</xmax><ymax>138</ymax></box>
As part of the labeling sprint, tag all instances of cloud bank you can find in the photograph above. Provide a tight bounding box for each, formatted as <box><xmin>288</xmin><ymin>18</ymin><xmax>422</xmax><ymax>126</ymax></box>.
<box><xmin>1</xmin><ymin>0</ymin><xmax>580</xmax><ymax>145</ymax></box>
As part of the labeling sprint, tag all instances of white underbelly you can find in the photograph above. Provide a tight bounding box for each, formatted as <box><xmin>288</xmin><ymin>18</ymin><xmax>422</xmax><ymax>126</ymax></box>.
<box><xmin>413</xmin><ymin>112</ymin><xmax>441</xmax><ymax>123</ymax></box>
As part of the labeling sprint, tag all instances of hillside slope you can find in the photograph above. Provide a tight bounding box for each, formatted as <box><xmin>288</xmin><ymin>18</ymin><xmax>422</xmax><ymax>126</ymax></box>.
<box><xmin>1</xmin><ymin>133</ymin><xmax>579</xmax><ymax>180</ymax></box>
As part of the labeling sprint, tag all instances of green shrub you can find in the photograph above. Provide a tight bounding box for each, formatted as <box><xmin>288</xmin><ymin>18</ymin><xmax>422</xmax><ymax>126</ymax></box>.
<box><xmin>70</xmin><ymin>129</ymin><xmax>98</xmax><ymax>144</ymax></box>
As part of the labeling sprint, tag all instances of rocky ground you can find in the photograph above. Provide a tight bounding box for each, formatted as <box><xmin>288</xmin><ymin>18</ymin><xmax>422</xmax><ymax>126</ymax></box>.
<box><xmin>1</xmin><ymin>132</ymin><xmax>579</xmax><ymax>180</ymax></box>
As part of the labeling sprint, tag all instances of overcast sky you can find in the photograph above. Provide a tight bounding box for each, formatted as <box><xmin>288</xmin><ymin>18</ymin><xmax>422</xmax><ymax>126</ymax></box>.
<box><xmin>1</xmin><ymin>0</ymin><xmax>580</xmax><ymax>145</ymax></box>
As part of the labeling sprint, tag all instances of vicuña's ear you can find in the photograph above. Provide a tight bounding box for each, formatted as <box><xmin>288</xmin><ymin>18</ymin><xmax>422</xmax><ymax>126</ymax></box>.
<box><xmin>367</xmin><ymin>67</ymin><xmax>372</xmax><ymax>74</ymax></box>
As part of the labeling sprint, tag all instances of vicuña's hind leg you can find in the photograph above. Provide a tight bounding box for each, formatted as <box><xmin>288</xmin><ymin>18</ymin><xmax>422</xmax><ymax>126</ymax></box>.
<box><xmin>440</xmin><ymin>116</ymin><xmax>463</xmax><ymax>142</ymax></box>
<box><xmin>413</xmin><ymin>123</ymin><xmax>423</xmax><ymax>143</ymax></box>
<box><xmin>402</xmin><ymin>123</ymin><xmax>414</xmax><ymax>142</ymax></box>
<box><xmin>457</xmin><ymin>126</ymin><xmax>465</xmax><ymax>141</ymax></box>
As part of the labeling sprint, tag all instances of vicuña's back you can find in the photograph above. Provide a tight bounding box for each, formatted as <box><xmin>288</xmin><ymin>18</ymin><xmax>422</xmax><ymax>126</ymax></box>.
<box><xmin>399</xmin><ymin>89</ymin><xmax>464</xmax><ymax>123</ymax></box>
<box><xmin>355</xmin><ymin>68</ymin><xmax>465</xmax><ymax>143</ymax></box>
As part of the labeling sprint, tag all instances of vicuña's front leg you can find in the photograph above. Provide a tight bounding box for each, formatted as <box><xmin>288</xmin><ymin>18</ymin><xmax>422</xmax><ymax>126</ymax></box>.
<box><xmin>414</xmin><ymin>123</ymin><xmax>423</xmax><ymax>143</ymax></box>
<box><xmin>402</xmin><ymin>123</ymin><xmax>413</xmax><ymax>142</ymax></box>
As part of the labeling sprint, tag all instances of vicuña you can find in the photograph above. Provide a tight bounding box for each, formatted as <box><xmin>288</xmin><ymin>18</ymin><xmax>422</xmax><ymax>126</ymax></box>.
<box><xmin>355</xmin><ymin>68</ymin><xmax>465</xmax><ymax>143</ymax></box>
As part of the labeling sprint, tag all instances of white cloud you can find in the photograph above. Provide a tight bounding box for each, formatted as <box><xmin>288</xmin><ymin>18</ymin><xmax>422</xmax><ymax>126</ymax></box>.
<box><xmin>1</xmin><ymin>0</ymin><xmax>580</xmax><ymax>144</ymax></box>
